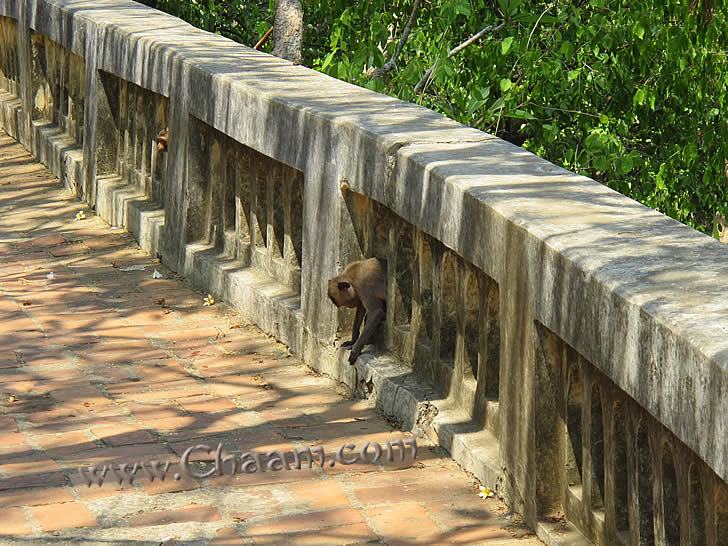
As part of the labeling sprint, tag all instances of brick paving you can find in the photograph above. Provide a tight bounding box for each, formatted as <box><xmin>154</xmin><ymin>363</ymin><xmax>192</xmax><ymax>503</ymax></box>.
<box><xmin>0</xmin><ymin>131</ymin><xmax>542</xmax><ymax>545</ymax></box>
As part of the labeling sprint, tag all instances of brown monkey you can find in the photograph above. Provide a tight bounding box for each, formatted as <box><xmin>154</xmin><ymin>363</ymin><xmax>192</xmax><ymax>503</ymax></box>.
<box><xmin>155</xmin><ymin>128</ymin><xmax>169</xmax><ymax>153</ymax></box>
<box><xmin>327</xmin><ymin>258</ymin><xmax>386</xmax><ymax>365</ymax></box>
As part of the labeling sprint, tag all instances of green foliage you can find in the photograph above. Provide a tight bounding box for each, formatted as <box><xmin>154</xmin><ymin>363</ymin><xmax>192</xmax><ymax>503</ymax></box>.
<box><xmin>154</xmin><ymin>0</ymin><xmax>273</xmax><ymax>46</ymax></box>
<box><xmin>154</xmin><ymin>0</ymin><xmax>728</xmax><ymax>235</ymax></box>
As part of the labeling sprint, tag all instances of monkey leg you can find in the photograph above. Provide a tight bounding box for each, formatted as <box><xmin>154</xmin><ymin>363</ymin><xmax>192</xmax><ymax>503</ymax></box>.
<box><xmin>341</xmin><ymin>304</ymin><xmax>365</xmax><ymax>349</ymax></box>
<box><xmin>348</xmin><ymin>307</ymin><xmax>385</xmax><ymax>365</ymax></box>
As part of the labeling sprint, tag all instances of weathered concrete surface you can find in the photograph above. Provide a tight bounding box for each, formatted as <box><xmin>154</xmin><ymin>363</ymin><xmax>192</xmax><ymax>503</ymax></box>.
<box><xmin>0</xmin><ymin>132</ymin><xmax>543</xmax><ymax>544</ymax></box>
<box><xmin>0</xmin><ymin>0</ymin><xmax>727</xmax><ymax>543</ymax></box>
<box><xmin>14</xmin><ymin>0</ymin><xmax>726</xmax><ymax>481</ymax></box>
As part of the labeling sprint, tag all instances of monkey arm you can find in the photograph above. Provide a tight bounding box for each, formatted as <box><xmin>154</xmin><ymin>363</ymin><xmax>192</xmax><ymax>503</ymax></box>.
<box><xmin>348</xmin><ymin>306</ymin><xmax>385</xmax><ymax>365</ymax></box>
<box><xmin>341</xmin><ymin>304</ymin><xmax>365</xmax><ymax>349</ymax></box>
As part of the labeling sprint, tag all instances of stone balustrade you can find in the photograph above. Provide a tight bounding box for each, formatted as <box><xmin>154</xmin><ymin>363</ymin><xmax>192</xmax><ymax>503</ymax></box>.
<box><xmin>1</xmin><ymin>2</ymin><xmax>727</xmax><ymax>544</ymax></box>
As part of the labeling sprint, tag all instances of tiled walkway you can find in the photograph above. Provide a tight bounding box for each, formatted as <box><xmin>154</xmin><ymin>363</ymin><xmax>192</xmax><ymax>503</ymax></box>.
<box><xmin>0</xmin><ymin>132</ymin><xmax>541</xmax><ymax>545</ymax></box>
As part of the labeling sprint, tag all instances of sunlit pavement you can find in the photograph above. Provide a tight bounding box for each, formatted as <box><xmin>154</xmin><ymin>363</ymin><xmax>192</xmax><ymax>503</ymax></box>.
<box><xmin>0</xmin><ymin>131</ymin><xmax>541</xmax><ymax>545</ymax></box>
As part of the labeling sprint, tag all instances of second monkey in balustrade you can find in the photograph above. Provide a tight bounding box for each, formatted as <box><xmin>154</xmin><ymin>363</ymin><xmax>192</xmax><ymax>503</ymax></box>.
<box><xmin>155</xmin><ymin>128</ymin><xmax>169</xmax><ymax>153</ymax></box>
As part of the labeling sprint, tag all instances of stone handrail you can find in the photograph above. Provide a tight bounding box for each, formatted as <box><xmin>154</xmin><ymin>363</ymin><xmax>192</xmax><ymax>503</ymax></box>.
<box><xmin>0</xmin><ymin>1</ymin><xmax>726</xmax><ymax>544</ymax></box>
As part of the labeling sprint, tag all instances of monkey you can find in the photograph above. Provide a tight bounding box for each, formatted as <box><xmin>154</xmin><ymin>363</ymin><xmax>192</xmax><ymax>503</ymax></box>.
<box><xmin>155</xmin><ymin>128</ymin><xmax>169</xmax><ymax>153</ymax></box>
<box><xmin>327</xmin><ymin>257</ymin><xmax>386</xmax><ymax>365</ymax></box>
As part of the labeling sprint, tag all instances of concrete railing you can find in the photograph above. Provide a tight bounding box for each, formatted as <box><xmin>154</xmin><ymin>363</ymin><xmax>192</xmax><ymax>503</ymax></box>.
<box><xmin>1</xmin><ymin>2</ymin><xmax>727</xmax><ymax>544</ymax></box>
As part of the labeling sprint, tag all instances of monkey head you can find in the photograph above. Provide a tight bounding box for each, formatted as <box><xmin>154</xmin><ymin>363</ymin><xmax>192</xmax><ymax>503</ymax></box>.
<box><xmin>155</xmin><ymin>128</ymin><xmax>169</xmax><ymax>153</ymax></box>
<box><xmin>327</xmin><ymin>278</ymin><xmax>359</xmax><ymax>308</ymax></box>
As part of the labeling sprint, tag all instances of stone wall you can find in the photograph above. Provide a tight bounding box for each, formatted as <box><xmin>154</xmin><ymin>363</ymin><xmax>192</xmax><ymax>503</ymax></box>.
<box><xmin>1</xmin><ymin>2</ymin><xmax>727</xmax><ymax>544</ymax></box>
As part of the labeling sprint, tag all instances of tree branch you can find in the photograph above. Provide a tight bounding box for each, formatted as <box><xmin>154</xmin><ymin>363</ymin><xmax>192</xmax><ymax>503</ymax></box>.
<box><xmin>254</xmin><ymin>26</ymin><xmax>274</xmax><ymax>50</ymax></box>
<box><xmin>414</xmin><ymin>20</ymin><xmax>505</xmax><ymax>94</ymax></box>
<box><xmin>369</xmin><ymin>0</ymin><xmax>421</xmax><ymax>79</ymax></box>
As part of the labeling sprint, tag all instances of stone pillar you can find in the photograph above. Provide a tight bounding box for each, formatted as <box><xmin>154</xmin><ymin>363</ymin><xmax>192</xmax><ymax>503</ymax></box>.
<box><xmin>160</xmin><ymin>57</ymin><xmax>191</xmax><ymax>273</ymax></box>
<box><xmin>15</xmin><ymin>0</ymin><xmax>32</xmax><ymax>147</ymax></box>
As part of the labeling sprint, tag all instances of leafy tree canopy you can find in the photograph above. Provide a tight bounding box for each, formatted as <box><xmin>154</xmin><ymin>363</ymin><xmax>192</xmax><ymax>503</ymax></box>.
<box><xmin>155</xmin><ymin>0</ymin><xmax>728</xmax><ymax>235</ymax></box>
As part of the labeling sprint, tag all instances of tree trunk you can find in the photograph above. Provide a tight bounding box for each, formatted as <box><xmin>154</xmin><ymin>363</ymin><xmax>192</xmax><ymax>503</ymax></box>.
<box><xmin>271</xmin><ymin>0</ymin><xmax>303</xmax><ymax>64</ymax></box>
